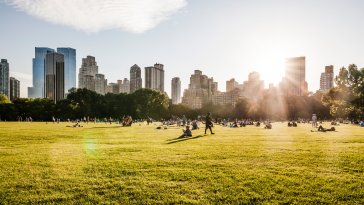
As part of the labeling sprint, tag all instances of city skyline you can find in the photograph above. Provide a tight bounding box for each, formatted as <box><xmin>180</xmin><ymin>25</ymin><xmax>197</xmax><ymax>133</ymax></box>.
<box><xmin>1</xmin><ymin>1</ymin><xmax>364</xmax><ymax>97</ymax></box>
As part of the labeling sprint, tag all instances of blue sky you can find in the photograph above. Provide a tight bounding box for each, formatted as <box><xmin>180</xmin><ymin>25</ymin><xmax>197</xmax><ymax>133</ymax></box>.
<box><xmin>1</xmin><ymin>0</ymin><xmax>364</xmax><ymax>97</ymax></box>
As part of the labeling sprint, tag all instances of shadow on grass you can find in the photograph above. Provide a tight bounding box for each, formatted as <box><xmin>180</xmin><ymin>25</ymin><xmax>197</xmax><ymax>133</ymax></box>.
<box><xmin>166</xmin><ymin>135</ymin><xmax>204</xmax><ymax>144</ymax></box>
<box><xmin>89</xmin><ymin>126</ymin><xmax>126</xmax><ymax>129</ymax></box>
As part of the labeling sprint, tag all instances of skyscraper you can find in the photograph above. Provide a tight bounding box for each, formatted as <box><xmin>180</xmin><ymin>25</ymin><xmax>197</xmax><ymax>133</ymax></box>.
<box><xmin>79</xmin><ymin>56</ymin><xmax>98</xmax><ymax>88</ymax></box>
<box><xmin>57</xmin><ymin>47</ymin><xmax>76</xmax><ymax>93</ymax></box>
<box><xmin>182</xmin><ymin>70</ymin><xmax>218</xmax><ymax>109</ymax></box>
<box><xmin>118</xmin><ymin>78</ymin><xmax>130</xmax><ymax>94</ymax></box>
<box><xmin>319</xmin><ymin>65</ymin><xmax>334</xmax><ymax>92</ymax></box>
<box><xmin>280</xmin><ymin>56</ymin><xmax>308</xmax><ymax>96</ymax></box>
<box><xmin>145</xmin><ymin>63</ymin><xmax>164</xmax><ymax>92</ymax></box>
<box><xmin>106</xmin><ymin>83</ymin><xmax>119</xmax><ymax>94</ymax></box>
<box><xmin>45</xmin><ymin>52</ymin><xmax>64</xmax><ymax>103</ymax></box>
<box><xmin>242</xmin><ymin>72</ymin><xmax>264</xmax><ymax>100</ymax></box>
<box><xmin>130</xmin><ymin>64</ymin><xmax>142</xmax><ymax>93</ymax></box>
<box><xmin>226</xmin><ymin>78</ymin><xmax>239</xmax><ymax>92</ymax></box>
<box><xmin>95</xmin><ymin>74</ymin><xmax>107</xmax><ymax>95</ymax></box>
<box><xmin>78</xmin><ymin>56</ymin><xmax>107</xmax><ymax>95</ymax></box>
<box><xmin>9</xmin><ymin>77</ymin><xmax>20</xmax><ymax>101</ymax></box>
<box><xmin>28</xmin><ymin>47</ymin><xmax>54</xmax><ymax>98</ymax></box>
<box><xmin>171</xmin><ymin>77</ymin><xmax>181</xmax><ymax>104</ymax></box>
<box><xmin>0</xmin><ymin>59</ymin><xmax>10</xmax><ymax>97</ymax></box>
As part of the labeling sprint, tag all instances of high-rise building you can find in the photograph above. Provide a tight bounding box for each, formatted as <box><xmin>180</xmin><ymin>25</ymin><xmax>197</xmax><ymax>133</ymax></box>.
<box><xmin>226</xmin><ymin>78</ymin><xmax>239</xmax><ymax>92</ymax></box>
<box><xmin>130</xmin><ymin>64</ymin><xmax>142</xmax><ymax>93</ymax></box>
<box><xmin>0</xmin><ymin>59</ymin><xmax>9</xmax><ymax>97</ymax></box>
<box><xmin>319</xmin><ymin>65</ymin><xmax>334</xmax><ymax>92</ymax></box>
<box><xmin>45</xmin><ymin>52</ymin><xmax>64</xmax><ymax>103</ymax></box>
<box><xmin>280</xmin><ymin>56</ymin><xmax>308</xmax><ymax>96</ymax></box>
<box><xmin>212</xmin><ymin>90</ymin><xmax>239</xmax><ymax>106</ymax></box>
<box><xmin>78</xmin><ymin>56</ymin><xmax>107</xmax><ymax>95</ymax></box>
<box><xmin>171</xmin><ymin>77</ymin><xmax>181</xmax><ymax>104</ymax></box>
<box><xmin>242</xmin><ymin>72</ymin><xmax>264</xmax><ymax>99</ymax></box>
<box><xmin>95</xmin><ymin>74</ymin><xmax>107</xmax><ymax>95</ymax></box>
<box><xmin>57</xmin><ymin>47</ymin><xmax>76</xmax><ymax>94</ymax></box>
<box><xmin>9</xmin><ymin>77</ymin><xmax>20</xmax><ymax>101</ymax></box>
<box><xmin>118</xmin><ymin>78</ymin><xmax>130</xmax><ymax>94</ymax></box>
<box><xmin>28</xmin><ymin>47</ymin><xmax>55</xmax><ymax>98</ymax></box>
<box><xmin>182</xmin><ymin>70</ymin><xmax>218</xmax><ymax>109</ymax></box>
<box><xmin>145</xmin><ymin>63</ymin><xmax>165</xmax><ymax>92</ymax></box>
<box><xmin>106</xmin><ymin>83</ymin><xmax>119</xmax><ymax>94</ymax></box>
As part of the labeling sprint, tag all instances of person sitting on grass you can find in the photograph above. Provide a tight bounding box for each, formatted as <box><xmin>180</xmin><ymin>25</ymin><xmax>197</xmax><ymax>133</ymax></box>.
<box><xmin>178</xmin><ymin>126</ymin><xmax>192</xmax><ymax>138</ymax></box>
<box><xmin>317</xmin><ymin>125</ymin><xmax>336</xmax><ymax>132</ymax></box>
<box><xmin>230</xmin><ymin>120</ymin><xmax>238</xmax><ymax>128</ymax></box>
<box><xmin>264</xmin><ymin>121</ymin><xmax>272</xmax><ymax>129</ymax></box>
<box><xmin>191</xmin><ymin>120</ymin><xmax>199</xmax><ymax>130</ymax></box>
<box><xmin>255</xmin><ymin>121</ymin><xmax>261</xmax><ymax>127</ymax></box>
<box><xmin>122</xmin><ymin>115</ymin><xmax>133</xmax><ymax>126</ymax></box>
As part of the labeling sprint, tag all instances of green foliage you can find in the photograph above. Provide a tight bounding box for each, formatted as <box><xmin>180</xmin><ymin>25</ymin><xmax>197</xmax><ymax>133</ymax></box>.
<box><xmin>0</xmin><ymin>94</ymin><xmax>10</xmax><ymax>104</ymax></box>
<box><xmin>0</xmin><ymin>89</ymin><xmax>171</xmax><ymax>121</ymax></box>
<box><xmin>324</xmin><ymin>65</ymin><xmax>364</xmax><ymax>119</ymax></box>
<box><xmin>131</xmin><ymin>89</ymin><xmax>169</xmax><ymax>119</ymax></box>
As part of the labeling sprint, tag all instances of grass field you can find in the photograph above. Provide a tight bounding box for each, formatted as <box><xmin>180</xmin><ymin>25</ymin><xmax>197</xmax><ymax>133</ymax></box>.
<box><xmin>0</xmin><ymin>122</ymin><xmax>363</xmax><ymax>204</ymax></box>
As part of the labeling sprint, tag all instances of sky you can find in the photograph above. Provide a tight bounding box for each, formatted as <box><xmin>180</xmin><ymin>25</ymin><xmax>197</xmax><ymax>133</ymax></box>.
<box><xmin>1</xmin><ymin>0</ymin><xmax>364</xmax><ymax>98</ymax></box>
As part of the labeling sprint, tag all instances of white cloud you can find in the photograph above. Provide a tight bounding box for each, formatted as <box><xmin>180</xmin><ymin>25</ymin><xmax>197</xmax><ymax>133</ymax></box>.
<box><xmin>5</xmin><ymin>0</ymin><xmax>187</xmax><ymax>33</ymax></box>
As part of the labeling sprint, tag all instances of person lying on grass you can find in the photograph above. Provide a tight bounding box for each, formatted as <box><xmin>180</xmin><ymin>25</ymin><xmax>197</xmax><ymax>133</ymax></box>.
<box><xmin>311</xmin><ymin>125</ymin><xmax>336</xmax><ymax>132</ymax></box>
<box><xmin>66</xmin><ymin>122</ymin><xmax>83</xmax><ymax>128</ymax></box>
<box><xmin>178</xmin><ymin>126</ymin><xmax>192</xmax><ymax>138</ymax></box>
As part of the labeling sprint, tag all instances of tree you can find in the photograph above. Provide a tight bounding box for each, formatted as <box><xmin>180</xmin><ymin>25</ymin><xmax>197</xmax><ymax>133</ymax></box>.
<box><xmin>0</xmin><ymin>94</ymin><xmax>10</xmax><ymax>104</ymax></box>
<box><xmin>131</xmin><ymin>89</ymin><xmax>170</xmax><ymax>120</ymax></box>
<box><xmin>323</xmin><ymin>65</ymin><xmax>364</xmax><ymax>119</ymax></box>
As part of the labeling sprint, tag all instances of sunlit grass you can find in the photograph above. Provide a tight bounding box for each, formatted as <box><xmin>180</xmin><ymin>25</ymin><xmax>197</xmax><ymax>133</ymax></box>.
<box><xmin>0</xmin><ymin>122</ymin><xmax>363</xmax><ymax>204</ymax></box>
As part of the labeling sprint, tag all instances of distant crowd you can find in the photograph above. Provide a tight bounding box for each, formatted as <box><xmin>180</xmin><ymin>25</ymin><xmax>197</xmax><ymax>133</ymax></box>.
<box><xmin>8</xmin><ymin>112</ymin><xmax>364</xmax><ymax>138</ymax></box>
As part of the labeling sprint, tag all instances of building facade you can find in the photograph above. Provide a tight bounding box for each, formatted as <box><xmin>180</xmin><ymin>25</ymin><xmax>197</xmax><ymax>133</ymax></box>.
<box><xmin>78</xmin><ymin>56</ymin><xmax>107</xmax><ymax>95</ymax></box>
<box><xmin>9</xmin><ymin>77</ymin><xmax>20</xmax><ymax>101</ymax></box>
<box><xmin>182</xmin><ymin>70</ymin><xmax>218</xmax><ymax>109</ymax></box>
<box><xmin>280</xmin><ymin>56</ymin><xmax>308</xmax><ymax>96</ymax></box>
<box><xmin>28</xmin><ymin>47</ymin><xmax>55</xmax><ymax>98</ymax></box>
<box><xmin>106</xmin><ymin>83</ymin><xmax>119</xmax><ymax>94</ymax></box>
<box><xmin>171</xmin><ymin>77</ymin><xmax>181</xmax><ymax>104</ymax></box>
<box><xmin>118</xmin><ymin>78</ymin><xmax>130</xmax><ymax>94</ymax></box>
<box><xmin>242</xmin><ymin>72</ymin><xmax>264</xmax><ymax>100</ymax></box>
<box><xmin>95</xmin><ymin>74</ymin><xmax>107</xmax><ymax>95</ymax></box>
<box><xmin>57</xmin><ymin>47</ymin><xmax>76</xmax><ymax>94</ymax></box>
<box><xmin>145</xmin><ymin>63</ymin><xmax>165</xmax><ymax>92</ymax></box>
<box><xmin>319</xmin><ymin>65</ymin><xmax>334</xmax><ymax>92</ymax></box>
<box><xmin>45</xmin><ymin>53</ymin><xmax>65</xmax><ymax>103</ymax></box>
<box><xmin>0</xmin><ymin>59</ymin><xmax>9</xmax><ymax>97</ymax></box>
<box><xmin>130</xmin><ymin>64</ymin><xmax>142</xmax><ymax>93</ymax></box>
<box><xmin>226</xmin><ymin>78</ymin><xmax>239</xmax><ymax>92</ymax></box>
<box><xmin>212</xmin><ymin>90</ymin><xmax>239</xmax><ymax>106</ymax></box>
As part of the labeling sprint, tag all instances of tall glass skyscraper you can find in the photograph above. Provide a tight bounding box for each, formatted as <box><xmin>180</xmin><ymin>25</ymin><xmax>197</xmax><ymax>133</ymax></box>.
<box><xmin>57</xmin><ymin>47</ymin><xmax>76</xmax><ymax>94</ymax></box>
<box><xmin>0</xmin><ymin>59</ymin><xmax>10</xmax><ymax>97</ymax></box>
<box><xmin>28</xmin><ymin>47</ymin><xmax>54</xmax><ymax>98</ymax></box>
<box><xmin>45</xmin><ymin>52</ymin><xmax>65</xmax><ymax>103</ymax></box>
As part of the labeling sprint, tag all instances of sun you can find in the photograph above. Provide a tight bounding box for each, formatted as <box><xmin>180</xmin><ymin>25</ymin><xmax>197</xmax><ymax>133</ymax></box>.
<box><xmin>251</xmin><ymin>49</ymin><xmax>287</xmax><ymax>87</ymax></box>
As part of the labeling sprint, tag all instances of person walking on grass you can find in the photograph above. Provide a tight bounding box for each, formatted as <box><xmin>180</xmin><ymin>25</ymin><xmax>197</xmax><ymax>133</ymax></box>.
<box><xmin>312</xmin><ymin>114</ymin><xmax>317</xmax><ymax>128</ymax></box>
<box><xmin>204</xmin><ymin>112</ymin><xmax>215</xmax><ymax>135</ymax></box>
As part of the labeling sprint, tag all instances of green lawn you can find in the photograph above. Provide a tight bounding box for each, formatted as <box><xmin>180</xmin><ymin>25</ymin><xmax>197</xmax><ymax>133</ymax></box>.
<box><xmin>0</xmin><ymin>122</ymin><xmax>363</xmax><ymax>204</ymax></box>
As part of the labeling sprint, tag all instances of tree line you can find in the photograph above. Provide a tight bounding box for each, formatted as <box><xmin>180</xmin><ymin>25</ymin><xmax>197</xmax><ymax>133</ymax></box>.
<box><xmin>0</xmin><ymin>64</ymin><xmax>363</xmax><ymax>121</ymax></box>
